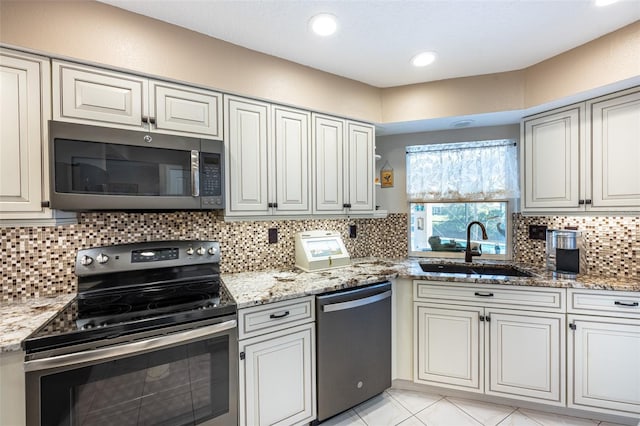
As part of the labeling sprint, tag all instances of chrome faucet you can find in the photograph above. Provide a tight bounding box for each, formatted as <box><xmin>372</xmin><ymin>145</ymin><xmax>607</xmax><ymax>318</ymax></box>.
<box><xmin>465</xmin><ymin>221</ymin><xmax>489</xmax><ymax>262</ymax></box>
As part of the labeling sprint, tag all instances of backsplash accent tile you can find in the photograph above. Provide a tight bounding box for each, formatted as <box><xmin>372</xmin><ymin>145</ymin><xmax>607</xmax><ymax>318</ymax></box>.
<box><xmin>1</xmin><ymin>212</ymin><xmax>408</xmax><ymax>301</ymax></box>
<box><xmin>513</xmin><ymin>213</ymin><xmax>639</xmax><ymax>278</ymax></box>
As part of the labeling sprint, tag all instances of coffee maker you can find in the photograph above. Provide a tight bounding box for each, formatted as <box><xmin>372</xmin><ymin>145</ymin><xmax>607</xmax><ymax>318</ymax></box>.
<box><xmin>546</xmin><ymin>229</ymin><xmax>586</xmax><ymax>276</ymax></box>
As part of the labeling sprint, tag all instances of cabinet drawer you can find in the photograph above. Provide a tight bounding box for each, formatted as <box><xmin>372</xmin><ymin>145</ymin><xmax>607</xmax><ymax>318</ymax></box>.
<box><xmin>414</xmin><ymin>281</ymin><xmax>565</xmax><ymax>311</ymax></box>
<box><xmin>239</xmin><ymin>296</ymin><xmax>315</xmax><ymax>339</ymax></box>
<box><xmin>568</xmin><ymin>289</ymin><xmax>640</xmax><ymax>317</ymax></box>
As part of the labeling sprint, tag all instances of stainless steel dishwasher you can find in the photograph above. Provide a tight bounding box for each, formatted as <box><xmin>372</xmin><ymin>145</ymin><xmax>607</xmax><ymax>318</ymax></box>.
<box><xmin>315</xmin><ymin>281</ymin><xmax>392</xmax><ymax>423</ymax></box>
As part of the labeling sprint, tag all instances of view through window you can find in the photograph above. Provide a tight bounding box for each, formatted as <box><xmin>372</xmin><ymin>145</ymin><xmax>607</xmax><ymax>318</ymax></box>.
<box><xmin>410</xmin><ymin>201</ymin><xmax>508</xmax><ymax>255</ymax></box>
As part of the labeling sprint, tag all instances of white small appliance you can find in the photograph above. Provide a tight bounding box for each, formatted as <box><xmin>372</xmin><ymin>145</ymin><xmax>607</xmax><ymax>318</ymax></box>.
<box><xmin>295</xmin><ymin>231</ymin><xmax>350</xmax><ymax>272</ymax></box>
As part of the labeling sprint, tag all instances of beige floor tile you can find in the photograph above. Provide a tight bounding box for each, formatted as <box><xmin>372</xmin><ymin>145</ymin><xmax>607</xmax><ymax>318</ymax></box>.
<box><xmin>386</xmin><ymin>388</ymin><xmax>442</xmax><ymax>414</ymax></box>
<box><xmin>319</xmin><ymin>409</ymin><xmax>367</xmax><ymax>426</ymax></box>
<box><xmin>353</xmin><ymin>392</ymin><xmax>412</xmax><ymax>426</ymax></box>
<box><xmin>415</xmin><ymin>398</ymin><xmax>482</xmax><ymax>426</ymax></box>
<box><xmin>518</xmin><ymin>408</ymin><xmax>599</xmax><ymax>426</ymax></box>
<box><xmin>447</xmin><ymin>397</ymin><xmax>516</xmax><ymax>426</ymax></box>
<box><xmin>498</xmin><ymin>411</ymin><xmax>543</xmax><ymax>426</ymax></box>
<box><xmin>397</xmin><ymin>416</ymin><xmax>427</xmax><ymax>426</ymax></box>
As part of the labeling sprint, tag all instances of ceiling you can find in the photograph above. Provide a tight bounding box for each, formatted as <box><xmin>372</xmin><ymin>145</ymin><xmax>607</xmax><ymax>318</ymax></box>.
<box><xmin>99</xmin><ymin>0</ymin><xmax>639</xmax><ymax>88</ymax></box>
<box><xmin>98</xmin><ymin>0</ymin><xmax>639</xmax><ymax>134</ymax></box>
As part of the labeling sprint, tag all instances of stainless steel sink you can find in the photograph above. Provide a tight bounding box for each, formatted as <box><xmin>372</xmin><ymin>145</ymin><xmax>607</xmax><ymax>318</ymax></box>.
<box><xmin>419</xmin><ymin>263</ymin><xmax>533</xmax><ymax>277</ymax></box>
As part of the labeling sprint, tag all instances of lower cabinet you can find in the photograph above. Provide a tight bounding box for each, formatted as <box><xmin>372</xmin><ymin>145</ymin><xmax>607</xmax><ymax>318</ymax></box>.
<box><xmin>567</xmin><ymin>289</ymin><xmax>640</xmax><ymax>417</ymax></box>
<box><xmin>238</xmin><ymin>297</ymin><xmax>316</xmax><ymax>426</ymax></box>
<box><xmin>413</xmin><ymin>282</ymin><xmax>566</xmax><ymax>406</ymax></box>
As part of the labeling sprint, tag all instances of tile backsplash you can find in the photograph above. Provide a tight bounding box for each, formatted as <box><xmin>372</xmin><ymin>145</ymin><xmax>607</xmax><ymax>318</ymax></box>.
<box><xmin>513</xmin><ymin>213</ymin><xmax>639</xmax><ymax>278</ymax></box>
<box><xmin>2</xmin><ymin>212</ymin><xmax>638</xmax><ymax>302</ymax></box>
<box><xmin>1</xmin><ymin>212</ymin><xmax>408</xmax><ymax>301</ymax></box>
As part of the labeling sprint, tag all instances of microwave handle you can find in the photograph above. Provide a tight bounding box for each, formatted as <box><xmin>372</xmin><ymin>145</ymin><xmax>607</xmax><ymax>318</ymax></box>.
<box><xmin>191</xmin><ymin>150</ymin><xmax>200</xmax><ymax>197</ymax></box>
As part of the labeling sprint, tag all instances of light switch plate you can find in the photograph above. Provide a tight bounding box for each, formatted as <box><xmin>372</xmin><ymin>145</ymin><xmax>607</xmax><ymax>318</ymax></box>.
<box><xmin>268</xmin><ymin>228</ymin><xmax>278</xmax><ymax>244</ymax></box>
<box><xmin>528</xmin><ymin>225</ymin><xmax>547</xmax><ymax>240</ymax></box>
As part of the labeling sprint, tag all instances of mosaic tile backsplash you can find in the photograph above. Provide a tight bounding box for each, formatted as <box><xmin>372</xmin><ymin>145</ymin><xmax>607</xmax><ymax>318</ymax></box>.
<box><xmin>1</xmin><ymin>212</ymin><xmax>408</xmax><ymax>301</ymax></box>
<box><xmin>2</xmin><ymin>212</ymin><xmax>638</xmax><ymax>301</ymax></box>
<box><xmin>513</xmin><ymin>213</ymin><xmax>639</xmax><ymax>278</ymax></box>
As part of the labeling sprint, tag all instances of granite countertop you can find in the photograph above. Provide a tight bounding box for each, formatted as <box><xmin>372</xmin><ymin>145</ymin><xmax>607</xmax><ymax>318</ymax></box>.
<box><xmin>0</xmin><ymin>294</ymin><xmax>75</xmax><ymax>353</ymax></box>
<box><xmin>1</xmin><ymin>258</ymin><xmax>639</xmax><ymax>353</ymax></box>
<box><xmin>222</xmin><ymin>257</ymin><xmax>640</xmax><ymax>308</ymax></box>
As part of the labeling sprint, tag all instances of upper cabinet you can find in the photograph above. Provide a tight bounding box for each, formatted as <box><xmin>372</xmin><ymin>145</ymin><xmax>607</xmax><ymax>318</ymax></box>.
<box><xmin>0</xmin><ymin>49</ymin><xmax>74</xmax><ymax>224</ymax></box>
<box><xmin>224</xmin><ymin>96</ymin><xmax>311</xmax><ymax>217</ymax></box>
<box><xmin>312</xmin><ymin>114</ymin><xmax>375</xmax><ymax>215</ymax></box>
<box><xmin>53</xmin><ymin>60</ymin><xmax>223</xmax><ymax>139</ymax></box>
<box><xmin>521</xmin><ymin>87</ymin><xmax>640</xmax><ymax>214</ymax></box>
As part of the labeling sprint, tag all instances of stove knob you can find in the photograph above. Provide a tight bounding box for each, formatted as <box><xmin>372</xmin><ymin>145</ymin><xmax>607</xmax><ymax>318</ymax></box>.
<box><xmin>207</xmin><ymin>247</ymin><xmax>217</xmax><ymax>255</ymax></box>
<box><xmin>196</xmin><ymin>247</ymin><xmax>206</xmax><ymax>256</ymax></box>
<box><xmin>186</xmin><ymin>248</ymin><xmax>194</xmax><ymax>256</ymax></box>
<box><xmin>80</xmin><ymin>255</ymin><xmax>93</xmax><ymax>266</ymax></box>
<box><xmin>96</xmin><ymin>253</ymin><xmax>109</xmax><ymax>264</ymax></box>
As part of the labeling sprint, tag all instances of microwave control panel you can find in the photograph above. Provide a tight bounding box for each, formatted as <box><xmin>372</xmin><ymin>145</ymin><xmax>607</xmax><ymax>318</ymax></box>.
<box><xmin>200</xmin><ymin>152</ymin><xmax>223</xmax><ymax>208</ymax></box>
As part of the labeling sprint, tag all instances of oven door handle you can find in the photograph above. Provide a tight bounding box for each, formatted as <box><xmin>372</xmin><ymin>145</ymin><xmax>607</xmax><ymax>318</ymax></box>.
<box><xmin>24</xmin><ymin>319</ymin><xmax>236</xmax><ymax>373</ymax></box>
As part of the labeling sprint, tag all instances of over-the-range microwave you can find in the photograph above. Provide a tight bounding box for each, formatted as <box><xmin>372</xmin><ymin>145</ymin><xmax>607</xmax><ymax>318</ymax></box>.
<box><xmin>49</xmin><ymin>121</ymin><xmax>224</xmax><ymax>211</ymax></box>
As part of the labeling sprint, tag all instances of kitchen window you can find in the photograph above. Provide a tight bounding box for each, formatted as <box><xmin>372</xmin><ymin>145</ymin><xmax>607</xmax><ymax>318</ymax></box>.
<box><xmin>406</xmin><ymin>139</ymin><xmax>519</xmax><ymax>259</ymax></box>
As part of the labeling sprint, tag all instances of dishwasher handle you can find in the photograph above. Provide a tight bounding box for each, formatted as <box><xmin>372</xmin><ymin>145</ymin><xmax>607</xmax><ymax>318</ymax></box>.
<box><xmin>322</xmin><ymin>290</ymin><xmax>391</xmax><ymax>313</ymax></box>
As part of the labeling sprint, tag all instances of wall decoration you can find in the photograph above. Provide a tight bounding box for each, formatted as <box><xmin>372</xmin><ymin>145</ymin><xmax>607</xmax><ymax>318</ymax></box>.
<box><xmin>381</xmin><ymin>161</ymin><xmax>394</xmax><ymax>188</ymax></box>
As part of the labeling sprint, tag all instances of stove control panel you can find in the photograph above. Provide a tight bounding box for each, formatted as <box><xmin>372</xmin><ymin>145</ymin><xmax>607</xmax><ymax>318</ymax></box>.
<box><xmin>75</xmin><ymin>240</ymin><xmax>221</xmax><ymax>276</ymax></box>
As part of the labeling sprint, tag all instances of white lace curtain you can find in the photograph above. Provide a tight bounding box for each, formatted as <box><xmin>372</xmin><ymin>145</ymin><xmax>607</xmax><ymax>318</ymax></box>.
<box><xmin>406</xmin><ymin>139</ymin><xmax>520</xmax><ymax>202</ymax></box>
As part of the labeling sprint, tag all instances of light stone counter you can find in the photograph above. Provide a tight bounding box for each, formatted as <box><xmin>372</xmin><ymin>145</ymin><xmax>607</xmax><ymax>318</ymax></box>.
<box><xmin>2</xmin><ymin>258</ymin><xmax>638</xmax><ymax>352</ymax></box>
<box><xmin>0</xmin><ymin>294</ymin><xmax>75</xmax><ymax>353</ymax></box>
<box><xmin>222</xmin><ymin>257</ymin><xmax>640</xmax><ymax>309</ymax></box>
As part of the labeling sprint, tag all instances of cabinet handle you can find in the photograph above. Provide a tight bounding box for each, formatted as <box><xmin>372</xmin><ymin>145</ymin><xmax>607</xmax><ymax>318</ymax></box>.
<box><xmin>474</xmin><ymin>292</ymin><xmax>494</xmax><ymax>297</ymax></box>
<box><xmin>486</xmin><ymin>315</ymin><xmax>491</xmax><ymax>322</ymax></box>
<box><xmin>614</xmin><ymin>301</ymin><xmax>639</xmax><ymax>307</ymax></box>
<box><xmin>585</xmin><ymin>199</ymin><xmax>592</xmax><ymax>205</ymax></box>
<box><xmin>343</xmin><ymin>203</ymin><xmax>352</xmax><ymax>208</ymax></box>
<box><xmin>578</xmin><ymin>199</ymin><xmax>585</xmax><ymax>205</ymax></box>
<box><xmin>41</xmin><ymin>201</ymin><xmax>50</xmax><ymax>208</ymax></box>
<box><xmin>479</xmin><ymin>315</ymin><xmax>485</xmax><ymax>322</ymax></box>
<box><xmin>142</xmin><ymin>116</ymin><xmax>149</xmax><ymax>123</ymax></box>
<box><xmin>569</xmin><ymin>323</ymin><xmax>576</xmax><ymax>330</ymax></box>
<box><xmin>149</xmin><ymin>117</ymin><xmax>156</xmax><ymax>125</ymax></box>
<box><xmin>269</xmin><ymin>311</ymin><xmax>290</xmax><ymax>319</ymax></box>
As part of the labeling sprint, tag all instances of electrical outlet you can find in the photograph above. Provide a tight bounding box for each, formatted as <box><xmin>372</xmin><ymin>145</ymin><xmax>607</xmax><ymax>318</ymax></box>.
<box><xmin>349</xmin><ymin>225</ymin><xmax>357</xmax><ymax>238</ymax></box>
<box><xmin>268</xmin><ymin>228</ymin><xmax>278</xmax><ymax>244</ymax></box>
<box><xmin>528</xmin><ymin>225</ymin><xmax>547</xmax><ymax>240</ymax></box>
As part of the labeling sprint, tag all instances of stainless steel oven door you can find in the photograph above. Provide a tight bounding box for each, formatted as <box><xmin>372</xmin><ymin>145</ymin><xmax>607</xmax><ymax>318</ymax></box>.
<box><xmin>25</xmin><ymin>318</ymin><xmax>238</xmax><ymax>426</ymax></box>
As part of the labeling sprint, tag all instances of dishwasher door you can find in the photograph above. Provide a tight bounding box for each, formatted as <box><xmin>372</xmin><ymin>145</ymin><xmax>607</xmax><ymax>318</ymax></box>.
<box><xmin>316</xmin><ymin>281</ymin><xmax>392</xmax><ymax>422</ymax></box>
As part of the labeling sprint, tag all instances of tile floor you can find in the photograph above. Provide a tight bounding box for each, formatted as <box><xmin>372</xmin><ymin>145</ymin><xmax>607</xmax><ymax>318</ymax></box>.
<box><xmin>319</xmin><ymin>388</ymin><xmax>638</xmax><ymax>426</ymax></box>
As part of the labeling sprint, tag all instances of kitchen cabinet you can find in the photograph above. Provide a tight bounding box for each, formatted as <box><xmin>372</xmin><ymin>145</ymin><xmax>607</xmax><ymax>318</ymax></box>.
<box><xmin>0</xmin><ymin>49</ymin><xmax>75</xmax><ymax>224</ymax></box>
<box><xmin>0</xmin><ymin>350</ymin><xmax>25</xmax><ymax>426</ymax></box>
<box><xmin>238</xmin><ymin>297</ymin><xmax>316</xmax><ymax>426</ymax></box>
<box><xmin>521</xmin><ymin>86</ymin><xmax>640</xmax><ymax>213</ymax></box>
<box><xmin>567</xmin><ymin>289</ymin><xmax>640</xmax><ymax>418</ymax></box>
<box><xmin>53</xmin><ymin>60</ymin><xmax>222</xmax><ymax>138</ymax></box>
<box><xmin>413</xmin><ymin>282</ymin><xmax>566</xmax><ymax>406</ymax></box>
<box><xmin>224</xmin><ymin>96</ymin><xmax>311</xmax><ymax>216</ymax></box>
<box><xmin>312</xmin><ymin>114</ymin><xmax>375</xmax><ymax>215</ymax></box>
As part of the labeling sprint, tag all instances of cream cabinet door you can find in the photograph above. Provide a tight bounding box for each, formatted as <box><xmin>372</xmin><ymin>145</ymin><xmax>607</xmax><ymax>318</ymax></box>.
<box><xmin>313</xmin><ymin>114</ymin><xmax>345</xmax><ymax>213</ymax></box>
<box><xmin>568</xmin><ymin>315</ymin><xmax>640</xmax><ymax>416</ymax></box>
<box><xmin>589</xmin><ymin>88</ymin><xmax>640</xmax><ymax>210</ymax></box>
<box><xmin>240</xmin><ymin>324</ymin><xmax>316</xmax><ymax>426</ymax></box>
<box><xmin>0</xmin><ymin>50</ymin><xmax>48</xmax><ymax>217</ymax></box>
<box><xmin>522</xmin><ymin>104</ymin><xmax>585</xmax><ymax>212</ymax></box>
<box><xmin>53</xmin><ymin>60</ymin><xmax>147</xmax><ymax>129</ymax></box>
<box><xmin>150</xmin><ymin>80</ymin><xmax>222</xmax><ymax>139</ymax></box>
<box><xmin>224</xmin><ymin>95</ymin><xmax>270</xmax><ymax>215</ymax></box>
<box><xmin>486</xmin><ymin>309</ymin><xmax>565</xmax><ymax>405</ymax></box>
<box><xmin>414</xmin><ymin>303</ymin><xmax>483</xmax><ymax>392</ymax></box>
<box><xmin>347</xmin><ymin>122</ymin><xmax>374</xmax><ymax>212</ymax></box>
<box><xmin>272</xmin><ymin>106</ymin><xmax>311</xmax><ymax>215</ymax></box>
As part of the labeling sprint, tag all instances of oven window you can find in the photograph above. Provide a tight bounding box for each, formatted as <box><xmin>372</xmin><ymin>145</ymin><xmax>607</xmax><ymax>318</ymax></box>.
<box><xmin>40</xmin><ymin>335</ymin><xmax>229</xmax><ymax>426</ymax></box>
<box><xmin>54</xmin><ymin>139</ymin><xmax>192</xmax><ymax>196</ymax></box>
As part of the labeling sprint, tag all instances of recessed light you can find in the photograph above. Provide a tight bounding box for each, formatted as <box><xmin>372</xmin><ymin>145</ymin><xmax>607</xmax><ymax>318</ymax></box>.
<box><xmin>310</xmin><ymin>13</ymin><xmax>337</xmax><ymax>36</ymax></box>
<box><xmin>451</xmin><ymin>119</ymin><xmax>475</xmax><ymax>128</ymax></box>
<box><xmin>595</xmin><ymin>0</ymin><xmax>619</xmax><ymax>6</ymax></box>
<box><xmin>411</xmin><ymin>52</ymin><xmax>437</xmax><ymax>67</ymax></box>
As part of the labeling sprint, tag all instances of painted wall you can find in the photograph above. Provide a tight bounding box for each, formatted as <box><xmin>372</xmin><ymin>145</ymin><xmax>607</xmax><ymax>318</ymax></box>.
<box><xmin>1</xmin><ymin>1</ymin><xmax>639</xmax><ymax>125</ymax></box>
<box><xmin>375</xmin><ymin>125</ymin><xmax>521</xmax><ymax>214</ymax></box>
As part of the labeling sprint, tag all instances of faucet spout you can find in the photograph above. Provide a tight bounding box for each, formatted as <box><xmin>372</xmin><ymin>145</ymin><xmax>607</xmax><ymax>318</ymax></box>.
<box><xmin>465</xmin><ymin>221</ymin><xmax>489</xmax><ymax>262</ymax></box>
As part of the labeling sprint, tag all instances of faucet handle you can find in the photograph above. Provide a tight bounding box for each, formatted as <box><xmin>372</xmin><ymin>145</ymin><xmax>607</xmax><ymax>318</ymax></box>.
<box><xmin>470</xmin><ymin>243</ymin><xmax>483</xmax><ymax>256</ymax></box>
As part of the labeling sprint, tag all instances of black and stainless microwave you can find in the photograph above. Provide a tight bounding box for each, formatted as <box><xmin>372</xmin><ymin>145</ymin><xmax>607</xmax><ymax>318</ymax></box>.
<box><xmin>49</xmin><ymin>121</ymin><xmax>224</xmax><ymax>211</ymax></box>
